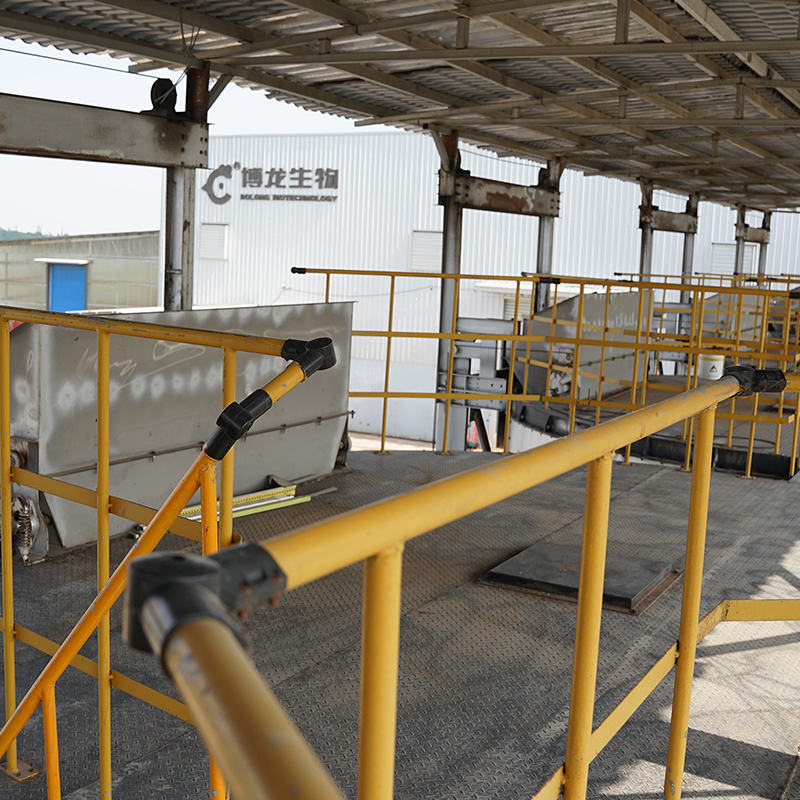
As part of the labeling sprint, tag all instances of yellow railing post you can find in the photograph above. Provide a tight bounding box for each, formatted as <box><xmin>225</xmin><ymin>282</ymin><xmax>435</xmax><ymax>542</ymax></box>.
<box><xmin>664</xmin><ymin>404</ymin><xmax>717</xmax><ymax>800</ymax></box>
<box><xmin>563</xmin><ymin>452</ymin><xmax>613</xmax><ymax>800</ymax></box>
<box><xmin>625</xmin><ymin>287</ymin><xmax>646</xmax><ymax>463</ymax></box>
<box><xmin>200</xmin><ymin>459</ymin><xmax>226</xmax><ymax>800</ymax></box>
<box><xmin>220</xmin><ymin>348</ymin><xmax>236</xmax><ymax>549</ymax></box>
<box><xmin>0</xmin><ymin>452</ymin><xmax>209</xmax><ymax>760</ymax></box>
<box><xmin>568</xmin><ymin>286</ymin><xmax>586</xmax><ymax>436</ymax></box>
<box><xmin>745</xmin><ymin>296</ymin><xmax>770</xmax><ymax>478</ymax></box>
<box><xmin>42</xmin><ymin>684</ymin><xmax>60</xmax><ymax>800</ymax></box>
<box><xmin>682</xmin><ymin>292</ymin><xmax>706</xmax><ymax>472</ymax></box>
<box><xmin>96</xmin><ymin>330</ymin><xmax>112</xmax><ymax>800</ymax></box>
<box><xmin>502</xmin><ymin>280</ymin><xmax>522</xmax><ymax>454</ymax></box>
<box><xmin>380</xmin><ymin>276</ymin><xmax>396</xmax><ymax>454</ymax></box>
<box><xmin>441</xmin><ymin>276</ymin><xmax>460</xmax><ymax>454</ymax></box>
<box><xmin>357</xmin><ymin>544</ymin><xmax>404</xmax><ymax>800</ymax></box>
<box><xmin>595</xmin><ymin>288</ymin><xmax>611</xmax><ymax>426</ymax></box>
<box><xmin>0</xmin><ymin>319</ymin><xmax>17</xmax><ymax>775</ymax></box>
<box><xmin>774</xmin><ymin>291</ymin><xmax>792</xmax><ymax>455</ymax></box>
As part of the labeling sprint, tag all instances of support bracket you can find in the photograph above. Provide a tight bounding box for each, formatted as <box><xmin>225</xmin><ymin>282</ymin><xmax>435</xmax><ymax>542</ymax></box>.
<box><xmin>439</xmin><ymin>170</ymin><xmax>560</xmax><ymax>216</ymax></box>
<box><xmin>0</xmin><ymin>760</ymin><xmax>39</xmax><ymax>782</ymax></box>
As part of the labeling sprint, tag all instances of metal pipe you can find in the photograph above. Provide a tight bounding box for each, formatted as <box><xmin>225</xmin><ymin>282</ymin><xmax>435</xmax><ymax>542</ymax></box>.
<box><xmin>568</xmin><ymin>287</ymin><xmax>585</xmax><ymax>436</ymax></box>
<box><xmin>186</xmin><ymin>63</ymin><xmax>210</xmax><ymax>124</ymax></box>
<box><xmin>563</xmin><ymin>452</ymin><xmax>613</xmax><ymax>800</ymax></box>
<box><xmin>440</xmin><ymin>275</ymin><xmax>461</xmax><ymax>453</ymax></box>
<box><xmin>220</xmin><ymin>348</ymin><xmax>236</xmax><ymax>549</ymax></box>
<box><xmin>163</xmin><ymin>618</ymin><xmax>345</xmax><ymax>800</ymax></box>
<box><xmin>200</xmin><ymin>461</ymin><xmax>219</xmax><ymax>557</ymax></box>
<box><xmin>678</xmin><ymin>195</ymin><xmax>698</xmax><ymax>345</ymax></box>
<box><xmin>380</xmin><ymin>276</ymin><xmax>396</xmax><ymax>453</ymax></box>
<box><xmin>0</xmin><ymin>307</ymin><xmax>286</xmax><ymax>356</ymax></box>
<box><xmin>266</xmin><ymin>376</ymin><xmax>742</xmax><ymax>591</ymax></box>
<box><xmin>536</xmin><ymin>216</ymin><xmax>555</xmax><ymax>312</ymax></box>
<box><xmin>436</xmin><ymin>196</ymin><xmax>464</xmax><ymax>451</ymax></box>
<box><xmin>502</xmin><ymin>282</ymin><xmax>521</xmax><ymax>453</ymax></box>
<box><xmin>164</xmin><ymin>167</ymin><xmax>196</xmax><ymax>311</ymax></box>
<box><xmin>758</xmin><ymin>211</ymin><xmax>771</xmax><ymax>276</ymax></box>
<box><xmin>96</xmin><ymin>331</ymin><xmax>112</xmax><ymax>800</ymax></box>
<box><xmin>639</xmin><ymin>182</ymin><xmax>654</xmax><ymax>276</ymax></box>
<box><xmin>435</xmin><ymin>132</ymin><xmax>466</xmax><ymax>452</ymax></box>
<box><xmin>42</xmin><ymin>684</ymin><xmax>60</xmax><ymax>800</ymax></box>
<box><xmin>734</xmin><ymin>206</ymin><xmax>746</xmax><ymax>275</ymax></box>
<box><xmin>199</xmin><ymin>460</ymin><xmax>226</xmax><ymax>800</ymax></box>
<box><xmin>0</xmin><ymin>320</ymin><xmax>17</xmax><ymax>774</ymax></box>
<box><xmin>357</xmin><ymin>545</ymin><xmax>404</xmax><ymax>800</ymax></box>
<box><xmin>0</xmin><ymin>452</ymin><xmax>210</xmax><ymax>760</ymax></box>
<box><xmin>664</xmin><ymin>405</ymin><xmax>717</xmax><ymax>800</ymax></box>
<box><xmin>45</xmin><ymin>411</ymin><xmax>350</xmax><ymax>479</ymax></box>
<box><xmin>745</xmin><ymin>295</ymin><xmax>770</xmax><ymax>478</ymax></box>
<box><xmin>535</xmin><ymin>160</ymin><xmax>561</xmax><ymax>312</ymax></box>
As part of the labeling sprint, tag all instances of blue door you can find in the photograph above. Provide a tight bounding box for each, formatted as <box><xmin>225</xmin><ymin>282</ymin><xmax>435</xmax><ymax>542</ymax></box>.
<box><xmin>49</xmin><ymin>264</ymin><xmax>87</xmax><ymax>312</ymax></box>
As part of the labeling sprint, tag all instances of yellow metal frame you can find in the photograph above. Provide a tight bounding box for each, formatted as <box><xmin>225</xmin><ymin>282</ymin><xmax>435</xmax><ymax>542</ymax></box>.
<box><xmin>164</xmin><ymin>618</ymin><xmax>345</xmax><ymax>800</ymax></box>
<box><xmin>226</xmin><ymin>371</ymin><xmax>797</xmax><ymax>800</ymax></box>
<box><xmin>0</xmin><ymin>306</ymin><xmax>311</xmax><ymax>799</ymax></box>
<box><xmin>305</xmin><ymin>267</ymin><xmax>800</xmax><ymax>472</ymax></box>
<box><xmin>3</xmin><ymin>299</ymin><xmax>799</xmax><ymax>800</ymax></box>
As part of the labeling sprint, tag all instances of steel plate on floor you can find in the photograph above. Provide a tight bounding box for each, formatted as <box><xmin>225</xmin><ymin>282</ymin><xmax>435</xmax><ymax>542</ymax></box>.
<box><xmin>484</xmin><ymin>541</ymin><xmax>680</xmax><ymax>614</ymax></box>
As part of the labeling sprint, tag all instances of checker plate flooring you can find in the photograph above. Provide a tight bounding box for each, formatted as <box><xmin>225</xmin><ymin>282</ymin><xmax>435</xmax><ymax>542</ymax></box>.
<box><xmin>1</xmin><ymin>451</ymin><xmax>799</xmax><ymax>799</ymax></box>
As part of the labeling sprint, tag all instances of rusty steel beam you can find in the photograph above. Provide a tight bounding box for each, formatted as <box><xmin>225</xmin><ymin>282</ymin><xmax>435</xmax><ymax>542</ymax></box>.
<box><xmin>440</xmin><ymin>171</ymin><xmax>560</xmax><ymax>217</ymax></box>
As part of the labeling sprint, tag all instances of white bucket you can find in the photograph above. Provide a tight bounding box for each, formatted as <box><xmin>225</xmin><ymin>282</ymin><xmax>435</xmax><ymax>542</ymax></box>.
<box><xmin>697</xmin><ymin>353</ymin><xmax>725</xmax><ymax>380</ymax></box>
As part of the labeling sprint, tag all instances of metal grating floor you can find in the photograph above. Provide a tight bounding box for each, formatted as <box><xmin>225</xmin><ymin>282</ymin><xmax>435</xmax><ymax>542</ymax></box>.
<box><xmin>1</xmin><ymin>451</ymin><xmax>799</xmax><ymax>799</ymax></box>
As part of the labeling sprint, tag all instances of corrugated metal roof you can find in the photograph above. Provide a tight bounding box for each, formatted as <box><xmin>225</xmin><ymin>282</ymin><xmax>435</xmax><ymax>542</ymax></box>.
<box><xmin>3</xmin><ymin>0</ymin><xmax>800</xmax><ymax>209</ymax></box>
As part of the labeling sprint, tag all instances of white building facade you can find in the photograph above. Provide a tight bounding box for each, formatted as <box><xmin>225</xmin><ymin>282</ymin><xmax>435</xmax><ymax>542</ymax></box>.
<box><xmin>195</xmin><ymin>131</ymin><xmax>800</xmax><ymax>439</ymax></box>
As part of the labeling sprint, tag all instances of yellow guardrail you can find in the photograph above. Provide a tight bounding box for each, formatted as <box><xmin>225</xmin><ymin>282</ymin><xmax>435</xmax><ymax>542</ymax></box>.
<box><xmin>114</xmin><ymin>368</ymin><xmax>800</xmax><ymax>800</ymax></box>
<box><xmin>0</xmin><ymin>306</ymin><xmax>332</xmax><ymax>799</ymax></box>
<box><xmin>295</xmin><ymin>267</ymin><xmax>800</xmax><ymax>477</ymax></box>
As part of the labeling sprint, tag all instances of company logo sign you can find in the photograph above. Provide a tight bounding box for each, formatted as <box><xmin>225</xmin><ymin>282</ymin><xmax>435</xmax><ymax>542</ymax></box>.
<box><xmin>201</xmin><ymin>161</ymin><xmax>340</xmax><ymax>205</ymax></box>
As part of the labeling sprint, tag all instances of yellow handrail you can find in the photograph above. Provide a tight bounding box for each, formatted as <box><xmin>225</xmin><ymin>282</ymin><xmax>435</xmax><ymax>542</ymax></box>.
<box><xmin>295</xmin><ymin>266</ymin><xmax>800</xmax><ymax>471</ymax></box>
<box><xmin>121</xmin><ymin>369</ymin><xmax>800</xmax><ymax>800</ymax></box>
<box><xmin>164</xmin><ymin>618</ymin><xmax>346</xmax><ymax>800</ymax></box>
<box><xmin>0</xmin><ymin>307</ymin><xmax>332</xmax><ymax>800</ymax></box>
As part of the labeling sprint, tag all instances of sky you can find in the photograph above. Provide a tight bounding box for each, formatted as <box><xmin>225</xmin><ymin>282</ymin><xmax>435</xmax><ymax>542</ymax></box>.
<box><xmin>0</xmin><ymin>38</ymin><xmax>382</xmax><ymax>235</ymax></box>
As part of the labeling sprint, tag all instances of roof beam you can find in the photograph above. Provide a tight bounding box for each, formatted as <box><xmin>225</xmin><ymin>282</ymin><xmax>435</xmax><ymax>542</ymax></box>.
<box><xmin>621</xmin><ymin>0</ymin><xmax>795</xmax><ymax>121</ymax></box>
<box><xmin>227</xmin><ymin>39</ymin><xmax>800</xmax><ymax>66</ymax></box>
<box><xmin>670</xmin><ymin>0</ymin><xmax>800</xmax><ymax>112</ymax></box>
<box><xmin>0</xmin><ymin>9</ymin><xmax>202</xmax><ymax>67</ymax></box>
<box><xmin>258</xmin><ymin>1</ymin><xmax>698</xmax><ymax>158</ymax></box>
<box><xmin>489</xmin><ymin>117</ymin><xmax>800</xmax><ymax>128</ymax></box>
<box><xmin>197</xmin><ymin>0</ymin><xmax>575</xmax><ymax>61</ymax></box>
<box><xmin>0</xmin><ymin>92</ymin><xmax>207</xmax><ymax>167</ymax></box>
<box><xmin>489</xmin><ymin>12</ymin><xmax>794</xmax><ymax>193</ymax></box>
<box><xmin>272</xmin><ymin>0</ymin><xmax>746</xmax><ymax>166</ymax></box>
<box><xmin>0</xmin><ymin>8</ymin><xmax>394</xmax><ymax>121</ymax></box>
<box><xmin>95</xmin><ymin>0</ymin><xmax>260</xmax><ymax>43</ymax></box>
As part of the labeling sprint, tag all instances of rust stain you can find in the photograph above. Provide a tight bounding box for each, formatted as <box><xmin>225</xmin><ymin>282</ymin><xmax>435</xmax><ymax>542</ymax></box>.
<box><xmin>485</xmin><ymin>191</ymin><xmax>526</xmax><ymax>214</ymax></box>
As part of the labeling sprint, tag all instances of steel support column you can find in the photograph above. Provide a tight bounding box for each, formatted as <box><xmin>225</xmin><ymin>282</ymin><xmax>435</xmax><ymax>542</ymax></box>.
<box><xmin>639</xmin><ymin>181</ymin><xmax>654</xmax><ymax>276</ymax></box>
<box><xmin>535</xmin><ymin>159</ymin><xmax>562</xmax><ymax>312</ymax></box>
<box><xmin>757</xmin><ymin>211</ymin><xmax>771</xmax><ymax>275</ymax></box>
<box><xmin>164</xmin><ymin>167</ymin><xmax>196</xmax><ymax>310</ymax></box>
<box><xmin>734</xmin><ymin>205</ymin><xmax>747</xmax><ymax>275</ymax></box>
<box><xmin>433</xmin><ymin>132</ymin><xmax>468</xmax><ymax>452</ymax></box>
<box><xmin>164</xmin><ymin>65</ymin><xmax>208</xmax><ymax>311</ymax></box>
<box><xmin>679</xmin><ymin>195</ymin><xmax>699</xmax><ymax>345</ymax></box>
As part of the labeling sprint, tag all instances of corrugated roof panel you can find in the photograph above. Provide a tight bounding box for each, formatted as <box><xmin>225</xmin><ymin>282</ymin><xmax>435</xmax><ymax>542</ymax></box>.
<box><xmin>2</xmin><ymin>0</ymin><xmax>800</xmax><ymax>207</ymax></box>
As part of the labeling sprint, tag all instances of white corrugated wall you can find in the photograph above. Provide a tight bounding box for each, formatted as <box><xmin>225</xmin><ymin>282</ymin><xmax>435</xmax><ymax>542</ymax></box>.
<box><xmin>195</xmin><ymin>131</ymin><xmax>800</xmax><ymax>438</ymax></box>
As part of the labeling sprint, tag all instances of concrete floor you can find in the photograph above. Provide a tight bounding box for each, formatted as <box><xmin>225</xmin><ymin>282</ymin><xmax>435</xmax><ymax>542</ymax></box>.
<box><xmin>1</xmin><ymin>450</ymin><xmax>799</xmax><ymax>799</ymax></box>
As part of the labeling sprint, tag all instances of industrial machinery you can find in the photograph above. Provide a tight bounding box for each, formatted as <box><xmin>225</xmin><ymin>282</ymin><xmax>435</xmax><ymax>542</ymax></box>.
<box><xmin>7</xmin><ymin>302</ymin><xmax>352</xmax><ymax>560</ymax></box>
